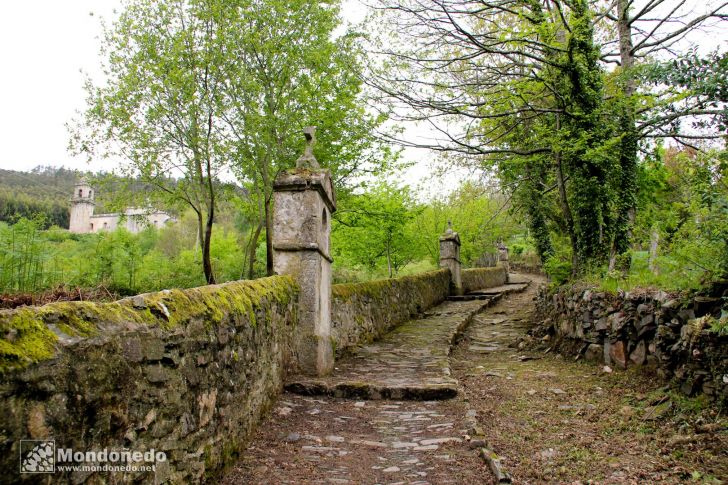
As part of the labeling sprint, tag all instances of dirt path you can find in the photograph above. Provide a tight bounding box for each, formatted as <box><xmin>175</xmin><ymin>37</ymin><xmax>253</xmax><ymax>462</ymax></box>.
<box><xmin>223</xmin><ymin>276</ymin><xmax>727</xmax><ymax>484</ymax></box>
<box><xmin>451</xmin><ymin>275</ymin><xmax>727</xmax><ymax>484</ymax></box>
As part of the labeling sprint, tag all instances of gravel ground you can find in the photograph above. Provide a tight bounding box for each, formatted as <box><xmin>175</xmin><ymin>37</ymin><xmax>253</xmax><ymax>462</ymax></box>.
<box><xmin>220</xmin><ymin>393</ymin><xmax>485</xmax><ymax>484</ymax></box>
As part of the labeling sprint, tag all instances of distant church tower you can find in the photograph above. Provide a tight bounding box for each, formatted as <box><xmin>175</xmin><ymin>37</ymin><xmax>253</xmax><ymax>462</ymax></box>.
<box><xmin>69</xmin><ymin>177</ymin><xmax>95</xmax><ymax>233</ymax></box>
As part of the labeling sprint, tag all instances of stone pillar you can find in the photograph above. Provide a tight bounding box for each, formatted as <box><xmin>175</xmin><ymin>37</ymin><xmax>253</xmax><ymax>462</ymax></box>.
<box><xmin>439</xmin><ymin>222</ymin><xmax>462</xmax><ymax>296</ymax></box>
<box><xmin>497</xmin><ymin>241</ymin><xmax>510</xmax><ymax>277</ymax></box>
<box><xmin>272</xmin><ymin>127</ymin><xmax>336</xmax><ymax>376</ymax></box>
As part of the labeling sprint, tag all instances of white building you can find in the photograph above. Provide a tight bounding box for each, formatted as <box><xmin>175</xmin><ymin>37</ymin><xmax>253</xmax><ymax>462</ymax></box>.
<box><xmin>69</xmin><ymin>177</ymin><xmax>174</xmax><ymax>234</ymax></box>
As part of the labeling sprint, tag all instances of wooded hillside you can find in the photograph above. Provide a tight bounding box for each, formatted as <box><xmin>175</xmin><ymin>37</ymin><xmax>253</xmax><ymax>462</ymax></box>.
<box><xmin>0</xmin><ymin>166</ymin><xmax>78</xmax><ymax>228</ymax></box>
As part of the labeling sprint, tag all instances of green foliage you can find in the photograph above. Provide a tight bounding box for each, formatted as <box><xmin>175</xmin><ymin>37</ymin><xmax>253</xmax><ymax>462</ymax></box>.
<box><xmin>708</xmin><ymin>316</ymin><xmax>728</xmax><ymax>337</ymax></box>
<box><xmin>544</xmin><ymin>256</ymin><xmax>573</xmax><ymax>286</ymax></box>
<box><xmin>641</xmin><ymin>49</ymin><xmax>727</xmax><ymax>131</ymax></box>
<box><xmin>412</xmin><ymin>181</ymin><xmax>522</xmax><ymax>268</ymax></box>
<box><xmin>222</xmin><ymin>0</ymin><xmax>393</xmax><ymax>186</ymax></box>
<box><xmin>629</xmin><ymin>148</ymin><xmax>728</xmax><ymax>285</ymax></box>
<box><xmin>0</xmin><ymin>167</ymin><xmax>80</xmax><ymax>228</ymax></box>
<box><xmin>0</xmin><ymin>212</ymin><xmax>248</xmax><ymax>296</ymax></box>
<box><xmin>541</xmin><ymin>235</ymin><xmax>575</xmax><ymax>285</ymax></box>
<box><xmin>330</xmin><ymin>179</ymin><xmax>526</xmax><ymax>282</ymax></box>
<box><xmin>333</xmin><ymin>181</ymin><xmax>422</xmax><ymax>279</ymax></box>
<box><xmin>557</xmin><ymin>0</ymin><xmax>614</xmax><ymax>268</ymax></box>
<box><xmin>0</xmin><ymin>217</ymin><xmax>50</xmax><ymax>293</ymax></box>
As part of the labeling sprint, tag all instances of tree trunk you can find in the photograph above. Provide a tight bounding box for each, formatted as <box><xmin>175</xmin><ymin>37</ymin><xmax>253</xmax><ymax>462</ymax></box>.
<box><xmin>386</xmin><ymin>238</ymin><xmax>393</xmax><ymax>278</ymax></box>
<box><xmin>246</xmin><ymin>220</ymin><xmax>264</xmax><ymax>279</ymax></box>
<box><xmin>195</xmin><ymin>211</ymin><xmax>204</xmax><ymax>259</ymax></box>
<box><xmin>524</xmin><ymin>161</ymin><xmax>553</xmax><ymax>262</ymax></box>
<box><xmin>610</xmin><ymin>0</ymin><xmax>639</xmax><ymax>271</ymax></box>
<box><xmin>202</xmin><ymin>208</ymin><xmax>215</xmax><ymax>284</ymax></box>
<box><xmin>554</xmin><ymin>115</ymin><xmax>579</xmax><ymax>275</ymax></box>
<box><xmin>264</xmin><ymin>191</ymin><xmax>274</xmax><ymax>276</ymax></box>
<box><xmin>648</xmin><ymin>225</ymin><xmax>659</xmax><ymax>275</ymax></box>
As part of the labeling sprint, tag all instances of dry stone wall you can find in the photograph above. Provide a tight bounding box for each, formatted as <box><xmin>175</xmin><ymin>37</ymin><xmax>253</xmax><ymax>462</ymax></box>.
<box><xmin>533</xmin><ymin>283</ymin><xmax>728</xmax><ymax>403</ymax></box>
<box><xmin>0</xmin><ymin>276</ymin><xmax>298</xmax><ymax>484</ymax></box>
<box><xmin>331</xmin><ymin>270</ymin><xmax>450</xmax><ymax>355</ymax></box>
<box><xmin>461</xmin><ymin>265</ymin><xmax>508</xmax><ymax>294</ymax></box>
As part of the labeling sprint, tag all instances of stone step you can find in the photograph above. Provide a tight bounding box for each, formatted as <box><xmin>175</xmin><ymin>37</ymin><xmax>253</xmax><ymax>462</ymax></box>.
<box><xmin>446</xmin><ymin>279</ymin><xmax>530</xmax><ymax>302</ymax></box>
<box><xmin>446</xmin><ymin>294</ymin><xmax>494</xmax><ymax>301</ymax></box>
<box><xmin>285</xmin><ymin>379</ymin><xmax>459</xmax><ymax>400</ymax></box>
<box><xmin>467</xmin><ymin>282</ymin><xmax>529</xmax><ymax>295</ymax></box>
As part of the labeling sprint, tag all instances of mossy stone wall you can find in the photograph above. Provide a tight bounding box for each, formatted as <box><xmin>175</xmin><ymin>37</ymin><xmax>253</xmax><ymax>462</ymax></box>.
<box><xmin>1</xmin><ymin>264</ymin><xmax>512</xmax><ymax>483</ymax></box>
<box><xmin>461</xmin><ymin>265</ymin><xmax>508</xmax><ymax>293</ymax></box>
<box><xmin>0</xmin><ymin>276</ymin><xmax>298</xmax><ymax>483</ymax></box>
<box><xmin>331</xmin><ymin>270</ymin><xmax>450</xmax><ymax>355</ymax></box>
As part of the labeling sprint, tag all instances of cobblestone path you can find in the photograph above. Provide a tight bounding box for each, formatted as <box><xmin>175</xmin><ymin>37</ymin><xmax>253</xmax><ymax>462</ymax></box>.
<box><xmin>286</xmin><ymin>276</ymin><xmax>531</xmax><ymax>401</ymax></box>
<box><xmin>222</xmin><ymin>275</ymin><xmax>534</xmax><ymax>484</ymax></box>
<box><xmin>285</xmin><ymin>299</ymin><xmax>489</xmax><ymax>401</ymax></box>
<box><xmin>224</xmin><ymin>274</ymin><xmax>728</xmax><ymax>484</ymax></box>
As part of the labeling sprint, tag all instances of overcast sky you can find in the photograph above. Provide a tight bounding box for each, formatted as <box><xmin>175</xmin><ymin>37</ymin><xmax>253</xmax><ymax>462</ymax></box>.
<box><xmin>0</xmin><ymin>1</ymin><xmax>119</xmax><ymax>171</ymax></box>
<box><xmin>0</xmin><ymin>1</ymin><xmax>723</xmax><ymax>194</ymax></box>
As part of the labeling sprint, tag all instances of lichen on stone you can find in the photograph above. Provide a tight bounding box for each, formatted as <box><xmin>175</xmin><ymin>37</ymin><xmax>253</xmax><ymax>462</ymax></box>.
<box><xmin>333</xmin><ymin>270</ymin><xmax>448</xmax><ymax>301</ymax></box>
<box><xmin>461</xmin><ymin>266</ymin><xmax>507</xmax><ymax>293</ymax></box>
<box><xmin>0</xmin><ymin>275</ymin><xmax>297</xmax><ymax>372</ymax></box>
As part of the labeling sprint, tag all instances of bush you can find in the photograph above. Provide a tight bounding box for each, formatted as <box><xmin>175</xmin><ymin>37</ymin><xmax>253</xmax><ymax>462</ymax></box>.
<box><xmin>544</xmin><ymin>255</ymin><xmax>572</xmax><ymax>285</ymax></box>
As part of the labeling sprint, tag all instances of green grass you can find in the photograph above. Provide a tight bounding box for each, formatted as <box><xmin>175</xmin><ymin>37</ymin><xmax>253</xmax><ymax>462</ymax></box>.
<box><xmin>586</xmin><ymin>251</ymin><xmax>706</xmax><ymax>292</ymax></box>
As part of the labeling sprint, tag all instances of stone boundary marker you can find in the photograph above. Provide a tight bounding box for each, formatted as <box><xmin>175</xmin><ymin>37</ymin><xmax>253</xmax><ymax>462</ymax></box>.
<box><xmin>440</xmin><ymin>221</ymin><xmax>463</xmax><ymax>295</ymax></box>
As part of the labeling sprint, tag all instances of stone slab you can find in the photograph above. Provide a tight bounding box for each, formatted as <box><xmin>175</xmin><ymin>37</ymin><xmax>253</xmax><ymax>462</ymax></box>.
<box><xmin>467</xmin><ymin>282</ymin><xmax>529</xmax><ymax>295</ymax></box>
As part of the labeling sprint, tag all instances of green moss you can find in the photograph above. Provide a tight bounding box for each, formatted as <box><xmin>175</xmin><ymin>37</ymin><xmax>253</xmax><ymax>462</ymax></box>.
<box><xmin>0</xmin><ymin>306</ymin><xmax>68</xmax><ymax>372</ymax></box>
<box><xmin>0</xmin><ymin>275</ymin><xmax>298</xmax><ymax>373</ymax></box>
<box><xmin>461</xmin><ymin>267</ymin><xmax>507</xmax><ymax>292</ymax></box>
<box><xmin>333</xmin><ymin>270</ymin><xmax>448</xmax><ymax>301</ymax></box>
<box><xmin>707</xmin><ymin>315</ymin><xmax>728</xmax><ymax>336</ymax></box>
<box><xmin>203</xmin><ymin>444</ymin><xmax>214</xmax><ymax>475</ymax></box>
<box><xmin>55</xmin><ymin>323</ymin><xmax>76</xmax><ymax>336</ymax></box>
<box><xmin>222</xmin><ymin>439</ymin><xmax>241</xmax><ymax>466</ymax></box>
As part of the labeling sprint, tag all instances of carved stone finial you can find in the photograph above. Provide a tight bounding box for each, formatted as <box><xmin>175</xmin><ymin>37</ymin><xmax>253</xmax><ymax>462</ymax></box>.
<box><xmin>444</xmin><ymin>220</ymin><xmax>454</xmax><ymax>235</ymax></box>
<box><xmin>296</xmin><ymin>126</ymin><xmax>320</xmax><ymax>169</ymax></box>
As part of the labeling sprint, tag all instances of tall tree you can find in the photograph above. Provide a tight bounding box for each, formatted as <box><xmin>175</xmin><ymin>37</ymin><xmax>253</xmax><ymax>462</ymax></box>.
<box><xmin>368</xmin><ymin>0</ymin><xmax>726</xmax><ymax>275</ymax></box>
<box><xmin>369</xmin><ymin>0</ymin><xmax>615</xmax><ymax>272</ymax></box>
<box><xmin>72</xmin><ymin>0</ymin><xmax>233</xmax><ymax>284</ymax></box>
<box><xmin>73</xmin><ymin>0</ymin><xmax>393</xmax><ymax>281</ymax></box>
<box><xmin>598</xmin><ymin>0</ymin><xmax>727</xmax><ymax>269</ymax></box>
<box><xmin>219</xmin><ymin>0</ymin><xmax>393</xmax><ymax>276</ymax></box>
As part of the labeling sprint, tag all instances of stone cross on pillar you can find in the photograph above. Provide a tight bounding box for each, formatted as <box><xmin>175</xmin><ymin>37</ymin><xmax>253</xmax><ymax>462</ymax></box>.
<box><xmin>272</xmin><ymin>127</ymin><xmax>336</xmax><ymax>376</ymax></box>
<box><xmin>439</xmin><ymin>221</ymin><xmax>463</xmax><ymax>296</ymax></box>
<box><xmin>296</xmin><ymin>126</ymin><xmax>320</xmax><ymax>169</ymax></box>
